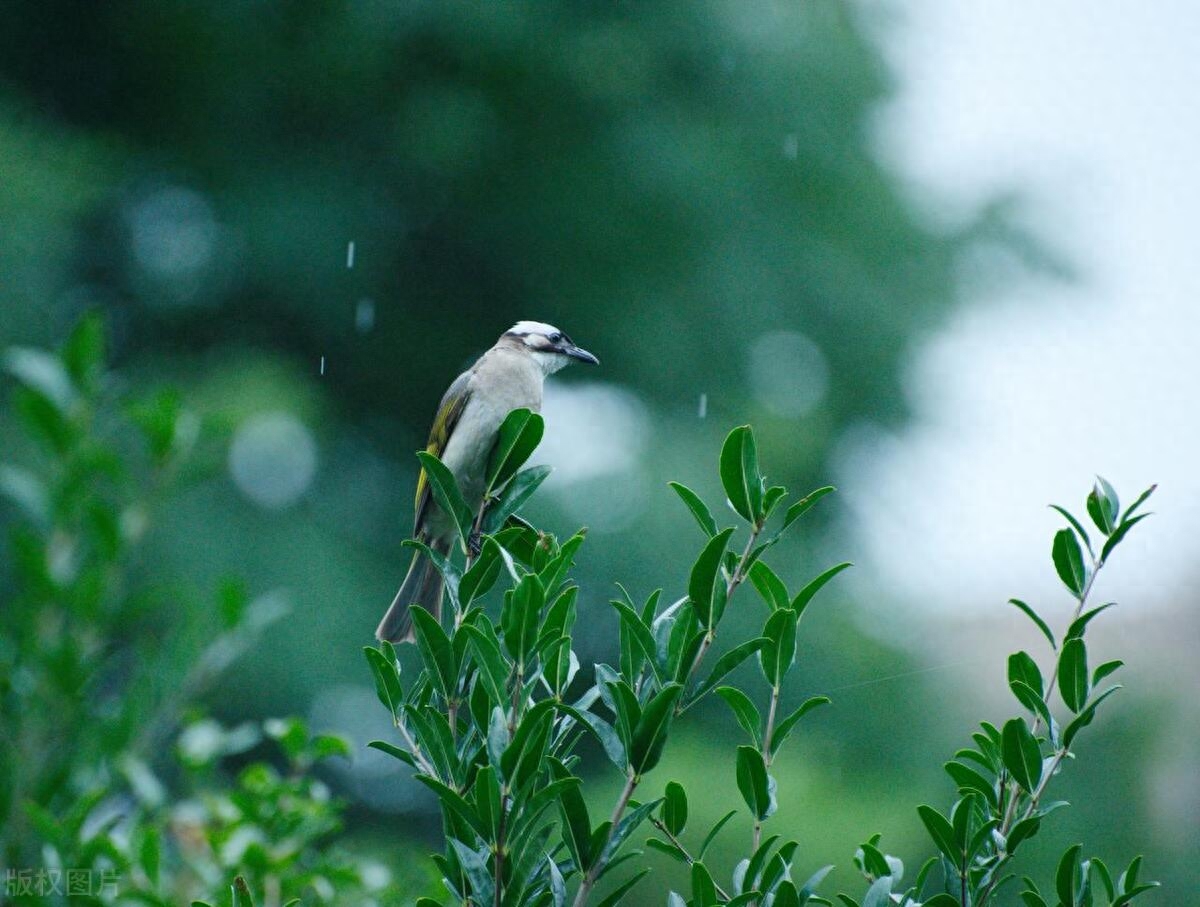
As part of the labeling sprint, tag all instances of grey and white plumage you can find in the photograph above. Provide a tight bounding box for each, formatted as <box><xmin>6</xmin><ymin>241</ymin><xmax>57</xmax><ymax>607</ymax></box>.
<box><xmin>375</xmin><ymin>321</ymin><xmax>598</xmax><ymax>643</ymax></box>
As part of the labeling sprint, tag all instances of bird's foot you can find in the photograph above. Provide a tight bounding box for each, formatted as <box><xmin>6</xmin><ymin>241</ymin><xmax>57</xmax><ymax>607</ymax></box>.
<box><xmin>468</xmin><ymin>528</ymin><xmax>483</xmax><ymax>557</ymax></box>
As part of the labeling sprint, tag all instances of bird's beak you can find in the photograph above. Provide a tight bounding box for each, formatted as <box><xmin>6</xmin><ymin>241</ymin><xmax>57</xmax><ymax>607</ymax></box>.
<box><xmin>563</xmin><ymin>343</ymin><xmax>599</xmax><ymax>365</ymax></box>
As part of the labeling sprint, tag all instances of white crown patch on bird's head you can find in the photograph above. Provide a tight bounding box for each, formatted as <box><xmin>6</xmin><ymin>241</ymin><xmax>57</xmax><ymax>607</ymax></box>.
<box><xmin>502</xmin><ymin>320</ymin><xmax>600</xmax><ymax>370</ymax></box>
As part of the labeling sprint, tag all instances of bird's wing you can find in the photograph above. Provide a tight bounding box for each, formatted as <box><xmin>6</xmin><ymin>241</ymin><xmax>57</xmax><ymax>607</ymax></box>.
<box><xmin>413</xmin><ymin>369</ymin><xmax>473</xmax><ymax>535</ymax></box>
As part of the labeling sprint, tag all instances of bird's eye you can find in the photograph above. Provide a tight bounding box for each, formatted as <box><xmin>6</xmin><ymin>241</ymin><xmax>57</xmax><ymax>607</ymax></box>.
<box><xmin>549</xmin><ymin>332</ymin><xmax>563</xmax><ymax>344</ymax></box>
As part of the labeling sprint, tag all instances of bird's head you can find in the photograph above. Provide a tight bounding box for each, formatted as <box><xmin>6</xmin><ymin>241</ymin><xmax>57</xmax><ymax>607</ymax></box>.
<box><xmin>503</xmin><ymin>321</ymin><xmax>599</xmax><ymax>374</ymax></box>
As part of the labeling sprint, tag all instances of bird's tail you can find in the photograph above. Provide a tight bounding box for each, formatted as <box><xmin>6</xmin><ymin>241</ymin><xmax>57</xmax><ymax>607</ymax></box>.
<box><xmin>375</xmin><ymin>540</ymin><xmax>447</xmax><ymax>643</ymax></box>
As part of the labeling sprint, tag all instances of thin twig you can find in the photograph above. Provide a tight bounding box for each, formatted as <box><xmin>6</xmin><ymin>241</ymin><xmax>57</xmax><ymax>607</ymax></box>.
<box><xmin>571</xmin><ymin>773</ymin><xmax>638</xmax><ymax>907</ymax></box>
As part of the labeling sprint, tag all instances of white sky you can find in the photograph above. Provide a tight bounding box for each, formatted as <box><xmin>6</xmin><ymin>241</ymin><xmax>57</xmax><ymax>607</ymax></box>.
<box><xmin>844</xmin><ymin>1</ymin><xmax>1200</xmax><ymax>614</ymax></box>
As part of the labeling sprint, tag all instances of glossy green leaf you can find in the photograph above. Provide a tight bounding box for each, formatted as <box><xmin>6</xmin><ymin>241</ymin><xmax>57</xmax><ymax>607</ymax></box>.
<box><xmin>769</xmin><ymin>696</ymin><xmax>830</xmax><ymax>758</ymax></box>
<box><xmin>1063</xmin><ymin>685</ymin><xmax>1122</xmax><ymax>748</ymax></box>
<box><xmin>748</xmin><ymin>561</ymin><xmax>790</xmax><ymax>611</ymax></box>
<box><xmin>688</xmin><ymin>527</ymin><xmax>735</xmax><ymax>629</ymax></box>
<box><xmin>501</xmin><ymin>572</ymin><xmax>545</xmax><ymax>663</ymax></box>
<box><xmin>1052</xmin><ymin>528</ymin><xmax>1087</xmax><ymax>598</ymax></box>
<box><xmin>1051</xmin><ymin>504</ymin><xmax>1094</xmax><ymax>557</ymax></box>
<box><xmin>735</xmin><ymin>746</ymin><xmax>772</xmax><ymax>820</ymax></box>
<box><xmin>1101</xmin><ymin>514</ymin><xmax>1149</xmax><ymax>564</ymax></box>
<box><xmin>716</xmin><ymin>686</ymin><xmax>762</xmax><ymax>746</ymax></box>
<box><xmin>1009</xmin><ymin>599</ymin><xmax>1056</xmax><ymax>650</ymax></box>
<box><xmin>364</xmin><ymin>646</ymin><xmax>403</xmax><ymax>716</ymax></box>
<box><xmin>669</xmin><ymin>481</ymin><xmax>718</xmax><ymax>537</ymax></box>
<box><xmin>1055</xmin><ymin>843</ymin><xmax>1083</xmax><ymax>907</ymax></box>
<box><xmin>944</xmin><ymin>761</ymin><xmax>998</xmax><ymax>810</ymax></box>
<box><xmin>790</xmin><ymin>562</ymin><xmax>852</xmax><ymax>616</ymax></box>
<box><xmin>1058</xmin><ymin>637</ymin><xmax>1090</xmax><ymax>713</ymax></box>
<box><xmin>778</xmin><ymin>485</ymin><xmax>835</xmax><ymax>536</ymax></box>
<box><xmin>916</xmin><ymin>805</ymin><xmax>958</xmax><ymax>866</ymax></box>
<box><xmin>410</xmin><ymin>607</ymin><xmax>458</xmax><ymax>700</ymax></box>
<box><xmin>720</xmin><ymin>425</ymin><xmax>763</xmax><ymax>523</ymax></box>
<box><xmin>482</xmin><ymin>464</ymin><xmax>552</xmax><ymax>533</ymax></box>
<box><xmin>630</xmin><ymin>682</ymin><xmax>683</xmax><ymax>775</ymax></box>
<box><xmin>691</xmin><ymin>637</ymin><xmax>768</xmax><ymax>704</ymax></box>
<box><xmin>1001</xmin><ymin>717</ymin><xmax>1043</xmax><ymax>794</ymax></box>
<box><xmin>663</xmin><ymin>780</ymin><xmax>688</xmax><ymax>836</ymax></box>
<box><xmin>486</xmin><ymin>408</ymin><xmax>544</xmax><ymax>490</ymax></box>
<box><xmin>1066</xmin><ymin>602</ymin><xmax>1115</xmax><ymax>641</ymax></box>
<box><xmin>1008</xmin><ymin>651</ymin><xmax>1044</xmax><ymax>698</ymax></box>
<box><xmin>759</xmin><ymin>607</ymin><xmax>797</xmax><ymax>686</ymax></box>
<box><xmin>416</xmin><ymin>450</ymin><xmax>474</xmax><ymax>549</ymax></box>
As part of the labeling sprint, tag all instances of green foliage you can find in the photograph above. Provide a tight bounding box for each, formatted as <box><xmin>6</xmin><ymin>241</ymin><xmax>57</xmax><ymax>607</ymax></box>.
<box><xmin>369</xmin><ymin>427</ymin><xmax>1161</xmax><ymax>907</ymax></box>
<box><xmin>366</xmin><ymin>424</ymin><xmax>854</xmax><ymax>906</ymax></box>
<box><xmin>0</xmin><ymin>319</ymin><xmax>391</xmax><ymax>905</ymax></box>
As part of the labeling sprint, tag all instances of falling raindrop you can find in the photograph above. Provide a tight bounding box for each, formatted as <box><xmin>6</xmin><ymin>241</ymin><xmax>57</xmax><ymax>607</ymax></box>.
<box><xmin>698</xmin><ymin>393</ymin><xmax>708</xmax><ymax>419</ymax></box>
<box><xmin>346</xmin><ymin>241</ymin><xmax>356</xmax><ymax>269</ymax></box>
<box><xmin>320</xmin><ymin>356</ymin><xmax>326</xmax><ymax>376</ymax></box>
<box><xmin>783</xmin><ymin>134</ymin><xmax>799</xmax><ymax>160</ymax></box>
<box><xmin>355</xmin><ymin>298</ymin><xmax>376</xmax><ymax>334</ymax></box>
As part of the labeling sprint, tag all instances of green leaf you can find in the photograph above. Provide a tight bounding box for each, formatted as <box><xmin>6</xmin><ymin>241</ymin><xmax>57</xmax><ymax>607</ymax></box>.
<box><xmin>691</xmin><ymin>637</ymin><xmax>768</xmax><ymax>704</ymax></box>
<box><xmin>1051</xmin><ymin>504</ymin><xmax>1094</xmax><ymax>557</ymax></box>
<box><xmin>502</xmin><ymin>572</ymin><xmax>545</xmax><ymax>663</ymax></box>
<box><xmin>486</xmin><ymin>408</ymin><xmax>544</xmax><ymax>490</ymax></box>
<box><xmin>1095</xmin><ymin>476</ymin><xmax>1120</xmax><ymax>527</ymax></box>
<box><xmin>1009</xmin><ymin>599</ymin><xmax>1056</xmax><ymax>650</ymax></box>
<box><xmin>630</xmin><ymin>682</ymin><xmax>683</xmax><ymax>775</ymax></box>
<box><xmin>1063</xmin><ymin>685</ymin><xmax>1122</xmax><ymax>749</ymax></box>
<box><xmin>416</xmin><ymin>775</ymin><xmax>487</xmax><ymax>838</ymax></box>
<box><xmin>773</xmin><ymin>880</ymin><xmax>801</xmax><ymax>907</ymax></box>
<box><xmin>735</xmin><ymin>746</ymin><xmax>772</xmax><ymax>820</ymax></box>
<box><xmin>1052</xmin><ymin>528</ymin><xmax>1087</xmax><ymax>598</ymax></box>
<box><xmin>698</xmin><ymin>810</ymin><xmax>737</xmax><ymax>860</ymax></box>
<box><xmin>410</xmin><ymin>608</ymin><xmax>459</xmax><ymax>700</ymax></box>
<box><xmin>62</xmin><ymin>311</ymin><xmax>106</xmax><ymax>394</ymax></box>
<box><xmin>1066</xmin><ymin>603</ymin><xmax>1115</xmax><ymax>641</ymax></box>
<box><xmin>663</xmin><ymin>781</ymin><xmax>688</xmax><ymax>836</ymax></box>
<box><xmin>1101</xmin><ymin>514</ymin><xmax>1149</xmax><ymax>564</ymax></box>
<box><xmin>716</xmin><ymin>686</ymin><xmax>762</xmax><ymax>746</ymax></box>
<box><xmin>691</xmin><ymin>862</ymin><xmax>718</xmax><ymax>907</ymax></box>
<box><xmin>669</xmin><ymin>482</ymin><xmax>718</xmax><ymax>537</ymax></box>
<box><xmin>554</xmin><ymin>766</ymin><xmax>593</xmax><ymax>869</ymax></box>
<box><xmin>1001</xmin><ymin>717</ymin><xmax>1043</xmax><ymax>793</ymax></box>
<box><xmin>1006</xmin><ymin>815</ymin><xmax>1042</xmax><ymax>855</ymax></box>
<box><xmin>916</xmin><ymin>805</ymin><xmax>959</xmax><ymax>866</ymax></box>
<box><xmin>1058</xmin><ymin>637</ymin><xmax>1090</xmax><ymax>713</ymax></box>
<box><xmin>1009</xmin><ymin>680</ymin><xmax>1053</xmax><ymax>730</ymax></box>
<box><xmin>778</xmin><ymin>485</ymin><xmax>835</xmax><ymax>536</ymax></box>
<box><xmin>689</xmin><ymin>527</ymin><xmax>736</xmax><ymax>629</ymax></box>
<box><xmin>416</xmin><ymin>450</ymin><xmax>473</xmax><ymax>549</ymax></box>
<box><xmin>1056</xmin><ymin>843</ymin><xmax>1083</xmax><ymax>907</ymax></box>
<box><xmin>456</xmin><ymin>535</ymin><xmax>499</xmax><ymax>604</ymax></box>
<box><xmin>1120</xmin><ymin>484</ymin><xmax>1156</xmax><ymax>523</ymax></box>
<box><xmin>364</xmin><ymin>646</ymin><xmax>403</xmax><ymax>716</ymax></box>
<box><xmin>1093</xmin><ymin>659</ymin><xmax>1123</xmax><ymax>686</ymax></box>
<box><xmin>610</xmin><ymin>598</ymin><xmax>659</xmax><ymax>679</ymax></box>
<box><xmin>594</xmin><ymin>870</ymin><xmax>651</xmax><ymax>907</ymax></box>
<box><xmin>367</xmin><ymin>740</ymin><xmax>416</xmax><ymax>768</ymax></box>
<box><xmin>748</xmin><ymin>561</ymin><xmax>790</xmax><ymax>611</ymax></box>
<box><xmin>759</xmin><ymin>607</ymin><xmax>797</xmax><ymax>686</ymax></box>
<box><xmin>481</xmin><ymin>464</ymin><xmax>552</xmax><ymax>533</ymax></box>
<box><xmin>769</xmin><ymin>696</ymin><xmax>830</xmax><ymax>757</ymax></box>
<box><xmin>1008</xmin><ymin>651</ymin><xmax>1044</xmax><ymax>698</ymax></box>
<box><xmin>462</xmin><ymin>622</ymin><xmax>509</xmax><ymax>707</ymax></box>
<box><xmin>944</xmin><ymin>761</ymin><xmax>998</xmax><ymax>810</ymax></box>
<box><xmin>720</xmin><ymin>425</ymin><xmax>763</xmax><ymax>523</ymax></box>
<box><xmin>790</xmin><ymin>562</ymin><xmax>852</xmax><ymax>616</ymax></box>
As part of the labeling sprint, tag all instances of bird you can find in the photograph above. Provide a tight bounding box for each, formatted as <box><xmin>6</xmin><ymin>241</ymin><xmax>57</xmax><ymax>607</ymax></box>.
<box><xmin>375</xmin><ymin>321</ymin><xmax>599</xmax><ymax>643</ymax></box>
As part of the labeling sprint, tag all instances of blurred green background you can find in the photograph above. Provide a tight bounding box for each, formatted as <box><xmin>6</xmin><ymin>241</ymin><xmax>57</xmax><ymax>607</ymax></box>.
<box><xmin>1</xmin><ymin>0</ymin><xmax>1194</xmax><ymax>901</ymax></box>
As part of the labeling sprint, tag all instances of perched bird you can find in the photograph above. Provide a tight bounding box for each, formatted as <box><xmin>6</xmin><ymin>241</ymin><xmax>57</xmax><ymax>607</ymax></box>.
<box><xmin>375</xmin><ymin>321</ymin><xmax>599</xmax><ymax>643</ymax></box>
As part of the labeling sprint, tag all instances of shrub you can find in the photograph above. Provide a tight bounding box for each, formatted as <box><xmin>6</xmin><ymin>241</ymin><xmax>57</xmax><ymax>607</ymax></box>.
<box><xmin>365</xmin><ymin>412</ymin><xmax>1159</xmax><ymax>907</ymax></box>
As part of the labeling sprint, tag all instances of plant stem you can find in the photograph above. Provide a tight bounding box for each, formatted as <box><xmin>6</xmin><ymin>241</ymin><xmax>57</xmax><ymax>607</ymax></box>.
<box><xmin>753</xmin><ymin>682</ymin><xmax>782</xmax><ymax>851</ymax></box>
<box><xmin>647</xmin><ymin>817</ymin><xmax>733</xmax><ymax>901</ymax></box>
<box><xmin>571</xmin><ymin>773</ymin><xmax>638</xmax><ymax>907</ymax></box>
